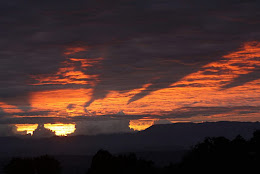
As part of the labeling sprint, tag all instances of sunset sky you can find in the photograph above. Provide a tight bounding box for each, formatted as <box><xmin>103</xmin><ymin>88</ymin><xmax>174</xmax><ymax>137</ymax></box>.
<box><xmin>0</xmin><ymin>0</ymin><xmax>259</xmax><ymax>136</ymax></box>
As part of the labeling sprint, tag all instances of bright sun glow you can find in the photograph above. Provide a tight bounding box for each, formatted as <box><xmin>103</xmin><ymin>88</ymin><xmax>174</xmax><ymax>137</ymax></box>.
<box><xmin>15</xmin><ymin>124</ymin><xmax>38</xmax><ymax>135</ymax></box>
<box><xmin>129</xmin><ymin>119</ymin><xmax>157</xmax><ymax>131</ymax></box>
<box><xmin>44</xmin><ymin>123</ymin><xmax>76</xmax><ymax>136</ymax></box>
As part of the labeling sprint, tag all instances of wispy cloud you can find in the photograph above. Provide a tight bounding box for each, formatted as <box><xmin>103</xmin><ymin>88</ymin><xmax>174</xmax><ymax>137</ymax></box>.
<box><xmin>0</xmin><ymin>0</ymin><xmax>259</xmax><ymax>124</ymax></box>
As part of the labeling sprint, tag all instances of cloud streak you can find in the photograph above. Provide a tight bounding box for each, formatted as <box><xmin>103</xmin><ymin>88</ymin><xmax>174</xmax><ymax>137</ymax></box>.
<box><xmin>0</xmin><ymin>0</ymin><xmax>259</xmax><ymax>126</ymax></box>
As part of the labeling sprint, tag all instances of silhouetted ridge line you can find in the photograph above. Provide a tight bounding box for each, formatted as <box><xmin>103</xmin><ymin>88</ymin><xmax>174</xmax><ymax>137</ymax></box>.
<box><xmin>86</xmin><ymin>130</ymin><xmax>260</xmax><ymax>173</ymax></box>
<box><xmin>1</xmin><ymin>122</ymin><xmax>260</xmax><ymax>157</ymax></box>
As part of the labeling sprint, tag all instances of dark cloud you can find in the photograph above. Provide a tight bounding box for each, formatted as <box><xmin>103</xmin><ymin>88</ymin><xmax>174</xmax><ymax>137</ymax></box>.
<box><xmin>0</xmin><ymin>124</ymin><xmax>15</xmax><ymax>136</ymax></box>
<box><xmin>0</xmin><ymin>116</ymin><xmax>69</xmax><ymax>124</ymax></box>
<box><xmin>0</xmin><ymin>110</ymin><xmax>53</xmax><ymax>120</ymax></box>
<box><xmin>0</xmin><ymin>107</ymin><xmax>4</xmax><ymax>113</ymax></box>
<box><xmin>98</xmin><ymin>106</ymin><xmax>260</xmax><ymax>120</ymax></box>
<box><xmin>0</xmin><ymin>0</ymin><xmax>259</xmax><ymax>110</ymax></box>
<box><xmin>0</xmin><ymin>106</ymin><xmax>258</xmax><ymax>136</ymax></box>
<box><xmin>66</xmin><ymin>104</ymin><xmax>77</xmax><ymax>110</ymax></box>
<box><xmin>221</xmin><ymin>67</ymin><xmax>260</xmax><ymax>89</ymax></box>
<box><xmin>160</xmin><ymin>106</ymin><xmax>260</xmax><ymax>119</ymax></box>
<box><xmin>74</xmin><ymin>119</ymin><xmax>132</xmax><ymax>135</ymax></box>
<box><xmin>12</xmin><ymin>110</ymin><xmax>52</xmax><ymax>117</ymax></box>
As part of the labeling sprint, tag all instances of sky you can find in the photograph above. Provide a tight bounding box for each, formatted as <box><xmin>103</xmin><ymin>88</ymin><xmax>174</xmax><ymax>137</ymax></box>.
<box><xmin>0</xmin><ymin>0</ymin><xmax>260</xmax><ymax>136</ymax></box>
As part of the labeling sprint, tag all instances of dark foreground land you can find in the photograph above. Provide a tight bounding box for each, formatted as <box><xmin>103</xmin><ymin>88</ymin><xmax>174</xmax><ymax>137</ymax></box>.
<box><xmin>1</xmin><ymin>121</ymin><xmax>260</xmax><ymax>173</ymax></box>
<box><xmin>3</xmin><ymin>130</ymin><xmax>260</xmax><ymax>174</ymax></box>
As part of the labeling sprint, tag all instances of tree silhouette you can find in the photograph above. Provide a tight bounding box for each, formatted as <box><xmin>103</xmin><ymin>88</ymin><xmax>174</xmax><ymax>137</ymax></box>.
<box><xmin>4</xmin><ymin>155</ymin><xmax>61</xmax><ymax>174</ymax></box>
<box><xmin>164</xmin><ymin>131</ymin><xmax>260</xmax><ymax>173</ymax></box>
<box><xmin>87</xmin><ymin>131</ymin><xmax>260</xmax><ymax>174</ymax></box>
<box><xmin>87</xmin><ymin>149</ymin><xmax>157</xmax><ymax>174</ymax></box>
<box><xmin>5</xmin><ymin>130</ymin><xmax>260</xmax><ymax>174</ymax></box>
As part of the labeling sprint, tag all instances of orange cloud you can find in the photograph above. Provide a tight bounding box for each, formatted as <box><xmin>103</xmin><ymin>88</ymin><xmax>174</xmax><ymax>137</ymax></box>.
<box><xmin>29</xmin><ymin>88</ymin><xmax>92</xmax><ymax>116</ymax></box>
<box><xmin>31</xmin><ymin>46</ymin><xmax>102</xmax><ymax>86</ymax></box>
<box><xmin>85</xmin><ymin>41</ymin><xmax>260</xmax><ymax>119</ymax></box>
<box><xmin>31</xmin><ymin>63</ymin><xmax>98</xmax><ymax>86</ymax></box>
<box><xmin>0</xmin><ymin>102</ymin><xmax>23</xmax><ymax>114</ymax></box>
<box><xmin>63</xmin><ymin>46</ymin><xmax>88</xmax><ymax>55</ymax></box>
<box><xmin>70</xmin><ymin>57</ymin><xmax>103</xmax><ymax>69</ymax></box>
<box><xmin>24</xmin><ymin>42</ymin><xmax>260</xmax><ymax>123</ymax></box>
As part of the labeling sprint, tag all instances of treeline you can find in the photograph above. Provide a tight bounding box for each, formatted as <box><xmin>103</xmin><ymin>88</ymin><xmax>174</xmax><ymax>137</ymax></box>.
<box><xmin>164</xmin><ymin>130</ymin><xmax>260</xmax><ymax>173</ymax></box>
<box><xmin>4</xmin><ymin>155</ymin><xmax>61</xmax><ymax>174</ymax></box>
<box><xmin>86</xmin><ymin>130</ymin><xmax>260</xmax><ymax>174</ymax></box>
<box><xmin>4</xmin><ymin>130</ymin><xmax>260</xmax><ymax>174</ymax></box>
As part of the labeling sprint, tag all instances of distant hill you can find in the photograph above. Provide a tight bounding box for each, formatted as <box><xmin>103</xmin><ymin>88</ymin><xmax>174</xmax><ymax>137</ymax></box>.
<box><xmin>138</xmin><ymin>121</ymin><xmax>260</xmax><ymax>147</ymax></box>
<box><xmin>0</xmin><ymin>121</ymin><xmax>260</xmax><ymax>157</ymax></box>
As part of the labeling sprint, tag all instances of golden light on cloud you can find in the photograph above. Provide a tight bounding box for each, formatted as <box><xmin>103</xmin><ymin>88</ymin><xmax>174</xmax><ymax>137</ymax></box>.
<box><xmin>15</xmin><ymin>124</ymin><xmax>38</xmax><ymax>135</ymax></box>
<box><xmin>0</xmin><ymin>102</ymin><xmax>23</xmax><ymax>114</ymax></box>
<box><xmin>29</xmin><ymin>88</ymin><xmax>92</xmax><ymax>116</ymax></box>
<box><xmin>64</xmin><ymin>46</ymin><xmax>88</xmax><ymax>55</ymax></box>
<box><xmin>31</xmin><ymin>46</ymin><xmax>103</xmax><ymax>86</ymax></box>
<box><xmin>85</xmin><ymin>41</ymin><xmax>260</xmax><ymax>120</ymax></box>
<box><xmin>70</xmin><ymin>57</ymin><xmax>104</xmax><ymax>68</ymax></box>
<box><xmin>31</xmin><ymin>65</ymin><xmax>98</xmax><ymax>86</ymax></box>
<box><xmin>44</xmin><ymin>123</ymin><xmax>76</xmax><ymax>136</ymax></box>
<box><xmin>23</xmin><ymin>41</ymin><xmax>260</xmax><ymax>122</ymax></box>
<box><xmin>129</xmin><ymin>119</ymin><xmax>157</xmax><ymax>131</ymax></box>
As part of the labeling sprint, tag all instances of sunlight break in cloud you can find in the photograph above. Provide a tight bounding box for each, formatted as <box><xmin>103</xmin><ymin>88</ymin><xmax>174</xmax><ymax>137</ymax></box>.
<box><xmin>14</xmin><ymin>42</ymin><xmax>258</xmax><ymax>124</ymax></box>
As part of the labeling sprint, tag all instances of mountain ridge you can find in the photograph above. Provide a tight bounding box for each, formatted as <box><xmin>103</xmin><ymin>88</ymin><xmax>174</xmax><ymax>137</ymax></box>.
<box><xmin>1</xmin><ymin>121</ymin><xmax>260</xmax><ymax>157</ymax></box>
